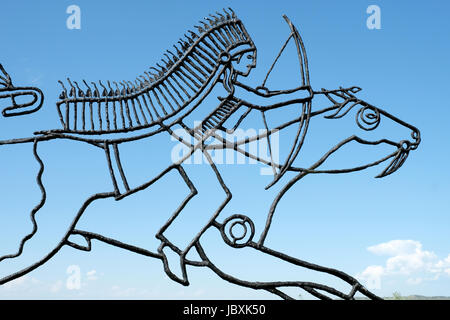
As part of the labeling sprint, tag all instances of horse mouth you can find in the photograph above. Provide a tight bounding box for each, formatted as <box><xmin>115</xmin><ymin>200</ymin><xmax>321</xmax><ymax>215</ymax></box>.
<box><xmin>375</xmin><ymin>147</ymin><xmax>409</xmax><ymax>178</ymax></box>
<box><xmin>0</xmin><ymin>88</ymin><xmax>44</xmax><ymax>117</ymax></box>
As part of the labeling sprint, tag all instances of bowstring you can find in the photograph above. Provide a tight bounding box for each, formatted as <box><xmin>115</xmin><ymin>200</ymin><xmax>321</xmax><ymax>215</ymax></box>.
<box><xmin>258</xmin><ymin>31</ymin><xmax>295</xmax><ymax>178</ymax></box>
<box><xmin>261</xmin><ymin>33</ymin><xmax>294</xmax><ymax>88</ymax></box>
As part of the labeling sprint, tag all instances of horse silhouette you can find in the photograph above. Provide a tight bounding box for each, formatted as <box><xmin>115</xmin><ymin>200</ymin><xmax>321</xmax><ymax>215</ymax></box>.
<box><xmin>0</xmin><ymin>9</ymin><xmax>420</xmax><ymax>299</ymax></box>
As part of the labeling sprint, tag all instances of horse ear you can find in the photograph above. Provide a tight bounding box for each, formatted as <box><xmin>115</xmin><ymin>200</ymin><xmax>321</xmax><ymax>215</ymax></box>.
<box><xmin>350</xmin><ymin>86</ymin><xmax>362</xmax><ymax>94</ymax></box>
<box><xmin>323</xmin><ymin>87</ymin><xmax>362</xmax><ymax>119</ymax></box>
<box><xmin>0</xmin><ymin>64</ymin><xmax>13</xmax><ymax>88</ymax></box>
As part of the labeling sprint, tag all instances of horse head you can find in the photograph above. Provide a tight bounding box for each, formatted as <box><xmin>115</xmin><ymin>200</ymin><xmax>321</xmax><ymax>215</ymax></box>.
<box><xmin>303</xmin><ymin>86</ymin><xmax>421</xmax><ymax>178</ymax></box>
<box><xmin>0</xmin><ymin>64</ymin><xmax>44</xmax><ymax>118</ymax></box>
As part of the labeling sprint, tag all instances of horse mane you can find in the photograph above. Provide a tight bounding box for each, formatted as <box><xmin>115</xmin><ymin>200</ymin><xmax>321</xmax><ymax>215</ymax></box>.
<box><xmin>54</xmin><ymin>8</ymin><xmax>254</xmax><ymax>134</ymax></box>
<box><xmin>0</xmin><ymin>64</ymin><xmax>13</xmax><ymax>88</ymax></box>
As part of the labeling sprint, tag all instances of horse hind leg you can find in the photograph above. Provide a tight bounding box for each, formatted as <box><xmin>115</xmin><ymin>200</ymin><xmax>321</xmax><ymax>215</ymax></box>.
<box><xmin>0</xmin><ymin>191</ymin><xmax>114</xmax><ymax>286</ymax></box>
<box><xmin>0</xmin><ymin>138</ymin><xmax>116</xmax><ymax>286</ymax></box>
<box><xmin>63</xmin><ymin>163</ymin><xmax>200</xmax><ymax>285</ymax></box>
<box><xmin>0</xmin><ymin>140</ymin><xmax>46</xmax><ymax>265</ymax></box>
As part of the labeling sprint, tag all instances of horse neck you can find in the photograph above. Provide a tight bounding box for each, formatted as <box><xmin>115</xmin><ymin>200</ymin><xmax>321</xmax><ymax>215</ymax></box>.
<box><xmin>311</xmin><ymin>87</ymin><xmax>358</xmax><ymax>117</ymax></box>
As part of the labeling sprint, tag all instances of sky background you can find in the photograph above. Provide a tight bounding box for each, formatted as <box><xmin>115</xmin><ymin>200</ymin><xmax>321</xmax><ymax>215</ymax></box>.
<box><xmin>0</xmin><ymin>0</ymin><xmax>449</xmax><ymax>299</ymax></box>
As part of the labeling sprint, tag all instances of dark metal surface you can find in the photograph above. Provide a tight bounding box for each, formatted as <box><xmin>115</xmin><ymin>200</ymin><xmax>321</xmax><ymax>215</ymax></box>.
<box><xmin>0</xmin><ymin>64</ymin><xmax>44</xmax><ymax>117</ymax></box>
<box><xmin>0</xmin><ymin>8</ymin><xmax>420</xmax><ymax>300</ymax></box>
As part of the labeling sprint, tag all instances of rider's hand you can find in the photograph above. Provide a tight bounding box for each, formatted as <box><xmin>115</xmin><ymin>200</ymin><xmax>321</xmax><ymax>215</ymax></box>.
<box><xmin>255</xmin><ymin>86</ymin><xmax>270</xmax><ymax>96</ymax></box>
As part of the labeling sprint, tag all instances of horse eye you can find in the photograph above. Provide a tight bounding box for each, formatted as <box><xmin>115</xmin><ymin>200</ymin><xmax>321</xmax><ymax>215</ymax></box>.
<box><xmin>247</xmin><ymin>55</ymin><xmax>252</xmax><ymax>59</ymax></box>
<box><xmin>357</xmin><ymin>106</ymin><xmax>381</xmax><ymax>131</ymax></box>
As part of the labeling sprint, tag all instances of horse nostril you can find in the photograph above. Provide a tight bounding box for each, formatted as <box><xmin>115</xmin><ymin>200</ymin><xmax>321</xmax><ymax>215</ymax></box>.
<box><xmin>409</xmin><ymin>129</ymin><xmax>421</xmax><ymax>150</ymax></box>
<box><xmin>412</xmin><ymin>129</ymin><xmax>420</xmax><ymax>141</ymax></box>
<box><xmin>401</xmin><ymin>140</ymin><xmax>411</xmax><ymax>151</ymax></box>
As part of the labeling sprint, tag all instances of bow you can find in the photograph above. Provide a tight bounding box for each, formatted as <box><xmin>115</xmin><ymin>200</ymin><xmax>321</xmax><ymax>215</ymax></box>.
<box><xmin>259</xmin><ymin>15</ymin><xmax>310</xmax><ymax>90</ymax></box>
<box><xmin>261</xmin><ymin>15</ymin><xmax>313</xmax><ymax>189</ymax></box>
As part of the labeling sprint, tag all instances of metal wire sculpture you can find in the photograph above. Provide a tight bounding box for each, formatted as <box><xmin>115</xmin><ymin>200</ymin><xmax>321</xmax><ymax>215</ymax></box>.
<box><xmin>0</xmin><ymin>9</ymin><xmax>420</xmax><ymax>300</ymax></box>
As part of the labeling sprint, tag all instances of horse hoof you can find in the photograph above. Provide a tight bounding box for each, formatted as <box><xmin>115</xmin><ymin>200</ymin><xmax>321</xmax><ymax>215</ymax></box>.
<box><xmin>220</xmin><ymin>214</ymin><xmax>255</xmax><ymax>248</ymax></box>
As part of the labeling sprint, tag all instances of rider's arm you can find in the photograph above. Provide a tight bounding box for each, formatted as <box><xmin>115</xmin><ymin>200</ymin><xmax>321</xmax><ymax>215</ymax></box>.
<box><xmin>234</xmin><ymin>80</ymin><xmax>313</xmax><ymax>111</ymax></box>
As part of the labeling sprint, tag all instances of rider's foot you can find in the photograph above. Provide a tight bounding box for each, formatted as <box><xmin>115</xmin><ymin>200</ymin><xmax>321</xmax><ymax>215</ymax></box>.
<box><xmin>158</xmin><ymin>242</ymin><xmax>189</xmax><ymax>286</ymax></box>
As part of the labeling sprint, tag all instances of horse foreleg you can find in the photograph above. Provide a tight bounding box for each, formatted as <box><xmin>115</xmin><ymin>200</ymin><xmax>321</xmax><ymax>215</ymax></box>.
<box><xmin>246</xmin><ymin>243</ymin><xmax>381</xmax><ymax>300</ymax></box>
<box><xmin>193</xmin><ymin>223</ymin><xmax>381</xmax><ymax>300</ymax></box>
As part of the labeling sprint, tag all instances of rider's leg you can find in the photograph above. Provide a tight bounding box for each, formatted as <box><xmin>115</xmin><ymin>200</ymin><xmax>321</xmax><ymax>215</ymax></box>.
<box><xmin>156</xmin><ymin>150</ymin><xmax>232</xmax><ymax>285</ymax></box>
<box><xmin>92</xmin><ymin>135</ymin><xmax>202</xmax><ymax>284</ymax></box>
<box><xmin>94</xmin><ymin>131</ymin><xmax>231</xmax><ymax>285</ymax></box>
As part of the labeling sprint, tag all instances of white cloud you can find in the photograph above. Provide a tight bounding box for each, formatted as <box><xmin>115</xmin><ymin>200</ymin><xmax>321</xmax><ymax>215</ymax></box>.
<box><xmin>110</xmin><ymin>285</ymin><xmax>151</xmax><ymax>298</ymax></box>
<box><xmin>0</xmin><ymin>275</ymin><xmax>61</xmax><ymax>298</ymax></box>
<box><xmin>406</xmin><ymin>277</ymin><xmax>422</xmax><ymax>285</ymax></box>
<box><xmin>50</xmin><ymin>280</ymin><xmax>63</xmax><ymax>293</ymax></box>
<box><xmin>0</xmin><ymin>268</ymin><xmax>106</xmax><ymax>298</ymax></box>
<box><xmin>3</xmin><ymin>276</ymin><xmax>29</xmax><ymax>289</ymax></box>
<box><xmin>86</xmin><ymin>270</ymin><xmax>98</xmax><ymax>281</ymax></box>
<box><xmin>357</xmin><ymin>265</ymin><xmax>384</xmax><ymax>289</ymax></box>
<box><xmin>385</xmin><ymin>248</ymin><xmax>436</xmax><ymax>276</ymax></box>
<box><xmin>368</xmin><ymin>240</ymin><xmax>423</xmax><ymax>256</ymax></box>
<box><xmin>359</xmin><ymin>265</ymin><xmax>384</xmax><ymax>277</ymax></box>
<box><xmin>358</xmin><ymin>240</ymin><xmax>450</xmax><ymax>288</ymax></box>
<box><xmin>2</xmin><ymin>275</ymin><xmax>43</xmax><ymax>291</ymax></box>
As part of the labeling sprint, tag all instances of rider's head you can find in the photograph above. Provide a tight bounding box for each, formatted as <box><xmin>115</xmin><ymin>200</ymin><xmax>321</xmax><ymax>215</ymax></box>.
<box><xmin>218</xmin><ymin>43</ymin><xmax>257</xmax><ymax>78</ymax></box>
<box><xmin>229</xmin><ymin>45</ymin><xmax>257</xmax><ymax>77</ymax></box>
<box><xmin>198</xmin><ymin>10</ymin><xmax>256</xmax><ymax>79</ymax></box>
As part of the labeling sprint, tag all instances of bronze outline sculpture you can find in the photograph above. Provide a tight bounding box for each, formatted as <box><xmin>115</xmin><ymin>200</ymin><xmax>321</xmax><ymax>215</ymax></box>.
<box><xmin>0</xmin><ymin>9</ymin><xmax>420</xmax><ymax>300</ymax></box>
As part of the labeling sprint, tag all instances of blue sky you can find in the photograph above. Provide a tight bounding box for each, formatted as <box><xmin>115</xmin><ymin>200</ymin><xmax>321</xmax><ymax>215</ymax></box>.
<box><xmin>0</xmin><ymin>0</ymin><xmax>449</xmax><ymax>299</ymax></box>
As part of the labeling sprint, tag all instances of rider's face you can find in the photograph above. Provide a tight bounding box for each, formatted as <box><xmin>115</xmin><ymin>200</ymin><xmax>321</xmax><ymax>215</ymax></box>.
<box><xmin>231</xmin><ymin>49</ymin><xmax>256</xmax><ymax>77</ymax></box>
